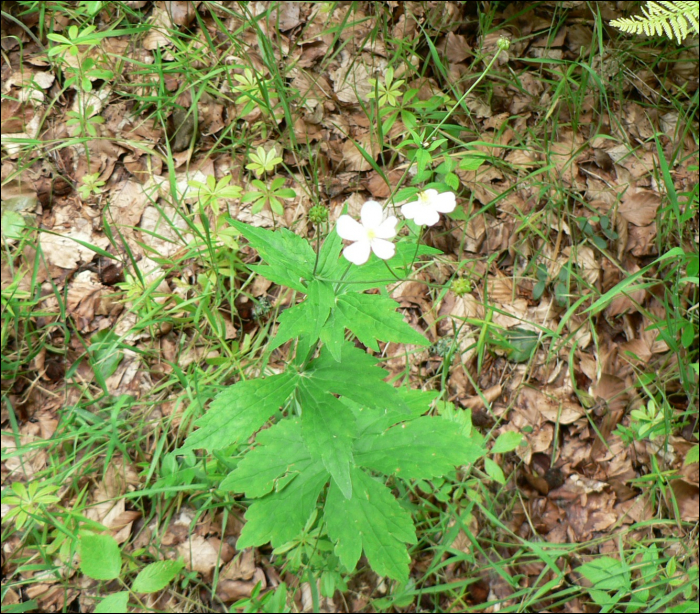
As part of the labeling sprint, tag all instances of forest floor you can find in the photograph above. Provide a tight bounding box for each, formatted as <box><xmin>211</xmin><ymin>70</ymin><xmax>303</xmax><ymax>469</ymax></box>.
<box><xmin>1</xmin><ymin>1</ymin><xmax>698</xmax><ymax>613</ymax></box>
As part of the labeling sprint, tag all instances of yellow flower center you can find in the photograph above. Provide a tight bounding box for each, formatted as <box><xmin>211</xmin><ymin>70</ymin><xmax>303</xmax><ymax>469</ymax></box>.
<box><xmin>419</xmin><ymin>191</ymin><xmax>430</xmax><ymax>203</ymax></box>
<box><xmin>366</xmin><ymin>228</ymin><xmax>377</xmax><ymax>240</ymax></box>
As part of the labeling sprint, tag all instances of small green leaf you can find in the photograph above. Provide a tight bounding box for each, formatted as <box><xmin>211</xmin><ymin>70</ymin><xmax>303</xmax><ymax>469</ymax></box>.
<box><xmin>491</xmin><ymin>431</ymin><xmax>522</xmax><ymax>454</ymax></box>
<box><xmin>460</xmin><ymin>156</ymin><xmax>487</xmax><ymax>171</ymax></box>
<box><xmin>684</xmin><ymin>444</ymin><xmax>699</xmax><ymax>466</ymax></box>
<box><xmin>132</xmin><ymin>559</ymin><xmax>184</xmax><ymax>593</ymax></box>
<box><xmin>1</xmin><ymin>211</ymin><xmax>27</xmax><ymax>240</ymax></box>
<box><xmin>484</xmin><ymin>457</ymin><xmax>506</xmax><ymax>484</ymax></box>
<box><xmin>577</xmin><ymin>557</ymin><xmax>631</xmax><ymax>592</ymax></box>
<box><xmin>94</xmin><ymin>592</ymin><xmax>129</xmax><ymax>614</ymax></box>
<box><xmin>80</xmin><ymin>533</ymin><xmax>121</xmax><ymax>581</ymax></box>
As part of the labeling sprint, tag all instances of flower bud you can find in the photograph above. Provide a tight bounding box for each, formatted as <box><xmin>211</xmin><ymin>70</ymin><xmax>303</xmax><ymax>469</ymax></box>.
<box><xmin>451</xmin><ymin>278</ymin><xmax>472</xmax><ymax>296</ymax></box>
<box><xmin>309</xmin><ymin>205</ymin><xmax>329</xmax><ymax>224</ymax></box>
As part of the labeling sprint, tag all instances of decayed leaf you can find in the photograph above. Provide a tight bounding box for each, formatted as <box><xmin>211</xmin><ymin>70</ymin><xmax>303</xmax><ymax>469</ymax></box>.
<box><xmin>517</xmin><ymin>387</ymin><xmax>585</xmax><ymax>425</ymax></box>
<box><xmin>177</xmin><ymin>535</ymin><xmax>224</xmax><ymax>576</ymax></box>
<box><xmin>619</xmin><ymin>189</ymin><xmax>661</xmax><ymax>226</ymax></box>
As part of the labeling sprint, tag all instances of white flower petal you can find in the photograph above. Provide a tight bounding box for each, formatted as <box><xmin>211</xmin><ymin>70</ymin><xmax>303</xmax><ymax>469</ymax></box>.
<box><xmin>424</xmin><ymin>188</ymin><xmax>439</xmax><ymax>200</ymax></box>
<box><xmin>375</xmin><ymin>215</ymin><xmax>398</xmax><ymax>239</ymax></box>
<box><xmin>336</xmin><ymin>215</ymin><xmax>366</xmax><ymax>241</ymax></box>
<box><xmin>370</xmin><ymin>238</ymin><xmax>396</xmax><ymax>260</ymax></box>
<box><xmin>360</xmin><ymin>200</ymin><xmax>384</xmax><ymax>228</ymax></box>
<box><xmin>343</xmin><ymin>240</ymin><xmax>371</xmax><ymax>265</ymax></box>
<box><xmin>415</xmin><ymin>208</ymin><xmax>440</xmax><ymax>226</ymax></box>
<box><xmin>401</xmin><ymin>201</ymin><xmax>421</xmax><ymax>220</ymax></box>
<box><xmin>433</xmin><ymin>191</ymin><xmax>456</xmax><ymax>213</ymax></box>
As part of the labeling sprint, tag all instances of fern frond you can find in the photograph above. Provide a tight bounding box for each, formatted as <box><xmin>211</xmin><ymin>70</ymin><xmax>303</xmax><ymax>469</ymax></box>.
<box><xmin>610</xmin><ymin>1</ymin><xmax>700</xmax><ymax>44</ymax></box>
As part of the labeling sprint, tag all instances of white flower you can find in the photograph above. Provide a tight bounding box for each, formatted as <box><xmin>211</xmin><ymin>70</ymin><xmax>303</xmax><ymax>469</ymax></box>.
<box><xmin>401</xmin><ymin>189</ymin><xmax>456</xmax><ymax>226</ymax></box>
<box><xmin>336</xmin><ymin>200</ymin><xmax>397</xmax><ymax>265</ymax></box>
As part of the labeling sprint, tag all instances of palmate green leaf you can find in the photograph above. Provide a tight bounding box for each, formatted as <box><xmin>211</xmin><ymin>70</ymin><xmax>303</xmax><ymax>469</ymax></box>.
<box><xmin>220</xmin><ymin>418</ymin><xmax>314</xmax><ymax>498</ymax></box>
<box><xmin>354</xmin><ymin>416</ymin><xmax>482</xmax><ymax>479</ymax></box>
<box><xmin>182</xmin><ymin>372</ymin><xmax>298</xmax><ymax>452</ymax></box>
<box><xmin>305</xmin><ymin>344</ymin><xmax>411</xmax><ymax>413</ymax></box>
<box><xmin>229</xmin><ymin>219</ymin><xmax>315</xmax><ymax>291</ymax></box>
<box><xmin>325</xmin><ymin>467</ymin><xmax>416</xmax><ymax>582</ymax></box>
<box><xmin>337</xmin><ymin>293</ymin><xmax>428</xmax><ymax>351</ymax></box>
<box><xmin>237</xmin><ymin>462</ymin><xmax>329</xmax><ymax>549</ymax></box>
<box><xmin>270</xmin><ymin>280</ymin><xmax>335</xmax><ymax>350</ymax></box>
<box><xmin>298</xmin><ymin>379</ymin><xmax>356</xmax><ymax>500</ymax></box>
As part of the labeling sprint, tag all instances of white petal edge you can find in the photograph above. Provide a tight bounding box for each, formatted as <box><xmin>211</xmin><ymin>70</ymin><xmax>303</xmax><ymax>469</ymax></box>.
<box><xmin>433</xmin><ymin>191</ymin><xmax>456</xmax><ymax>213</ymax></box>
<box><xmin>371</xmin><ymin>238</ymin><xmax>396</xmax><ymax>260</ymax></box>
<box><xmin>401</xmin><ymin>201</ymin><xmax>422</xmax><ymax>220</ymax></box>
<box><xmin>360</xmin><ymin>200</ymin><xmax>384</xmax><ymax>228</ymax></box>
<box><xmin>415</xmin><ymin>208</ymin><xmax>441</xmax><ymax>226</ymax></box>
<box><xmin>336</xmin><ymin>215</ymin><xmax>366</xmax><ymax>241</ymax></box>
<box><xmin>375</xmin><ymin>215</ymin><xmax>398</xmax><ymax>239</ymax></box>
<box><xmin>343</xmin><ymin>240</ymin><xmax>371</xmax><ymax>265</ymax></box>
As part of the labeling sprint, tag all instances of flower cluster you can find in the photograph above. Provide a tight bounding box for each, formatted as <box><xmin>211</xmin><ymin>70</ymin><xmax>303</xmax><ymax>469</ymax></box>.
<box><xmin>335</xmin><ymin>190</ymin><xmax>456</xmax><ymax>265</ymax></box>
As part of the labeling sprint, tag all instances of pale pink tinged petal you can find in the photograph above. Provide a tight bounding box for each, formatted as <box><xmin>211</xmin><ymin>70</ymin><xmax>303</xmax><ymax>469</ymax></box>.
<box><xmin>343</xmin><ymin>240</ymin><xmax>371</xmax><ymax>265</ymax></box>
<box><xmin>371</xmin><ymin>238</ymin><xmax>396</xmax><ymax>260</ymax></box>
<box><xmin>336</xmin><ymin>215</ymin><xmax>366</xmax><ymax>241</ymax></box>
<box><xmin>401</xmin><ymin>201</ymin><xmax>422</xmax><ymax>220</ymax></box>
<box><xmin>360</xmin><ymin>200</ymin><xmax>384</xmax><ymax>228</ymax></box>
<box><xmin>415</xmin><ymin>208</ymin><xmax>440</xmax><ymax>226</ymax></box>
<box><xmin>375</xmin><ymin>215</ymin><xmax>398</xmax><ymax>239</ymax></box>
<box><xmin>433</xmin><ymin>191</ymin><xmax>456</xmax><ymax>213</ymax></box>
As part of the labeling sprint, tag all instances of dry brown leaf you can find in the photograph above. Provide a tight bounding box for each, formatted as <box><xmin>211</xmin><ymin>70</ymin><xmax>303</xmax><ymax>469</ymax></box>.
<box><xmin>443</xmin><ymin>32</ymin><xmax>471</xmax><ymax>63</ymax></box>
<box><xmin>177</xmin><ymin>535</ymin><xmax>224</xmax><ymax>575</ymax></box>
<box><xmin>517</xmin><ymin>387</ymin><xmax>585</xmax><ymax>425</ymax></box>
<box><xmin>619</xmin><ymin>190</ymin><xmax>661</xmax><ymax>226</ymax></box>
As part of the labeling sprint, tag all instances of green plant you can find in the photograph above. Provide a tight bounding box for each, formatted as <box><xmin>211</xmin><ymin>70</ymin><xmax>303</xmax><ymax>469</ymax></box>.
<box><xmin>610</xmin><ymin>1</ymin><xmax>700</xmax><ymax>44</ymax></box>
<box><xmin>1</xmin><ymin>482</ymin><xmax>61</xmax><ymax>530</ymax></box>
<box><xmin>245</xmin><ymin>146</ymin><xmax>283</xmax><ymax>178</ymax></box>
<box><xmin>241</xmin><ymin>177</ymin><xmax>297</xmax><ymax>216</ymax></box>
<box><xmin>179</xmin><ymin>197</ymin><xmax>522</xmax><ymax>585</ymax></box>
<box><xmin>78</xmin><ymin>532</ymin><xmax>184</xmax><ymax>611</ymax></box>
<box><xmin>78</xmin><ymin>172</ymin><xmax>105</xmax><ymax>200</ymax></box>
<box><xmin>368</xmin><ymin>66</ymin><xmax>405</xmax><ymax>108</ymax></box>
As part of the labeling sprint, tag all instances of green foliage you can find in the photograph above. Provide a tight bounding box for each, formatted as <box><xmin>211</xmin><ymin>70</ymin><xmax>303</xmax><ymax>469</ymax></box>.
<box><xmin>368</xmin><ymin>66</ymin><xmax>405</xmax><ymax>108</ymax></box>
<box><xmin>132</xmin><ymin>559</ymin><xmax>185</xmax><ymax>593</ymax></box>
<box><xmin>610</xmin><ymin>1</ymin><xmax>700</xmax><ymax>44</ymax></box>
<box><xmin>94</xmin><ymin>592</ymin><xmax>129</xmax><ymax>614</ymax></box>
<box><xmin>246</xmin><ymin>146</ymin><xmax>283</xmax><ymax>177</ymax></box>
<box><xmin>241</xmin><ymin>177</ymin><xmax>297</xmax><ymax>216</ymax></box>
<box><xmin>183</xmin><ymin>221</ymin><xmax>493</xmax><ymax>582</ymax></box>
<box><xmin>2</xmin><ymin>482</ymin><xmax>61</xmax><ymax>530</ymax></box>
<box><xmin>80</xmin><ymin>533</ymin><xmax>122</xmax><ymax>581</ymax></box>
<box><xmin>78</xmin><ymin>172</ymin><xmax>106</xmax><ymax>200</ymax></box>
